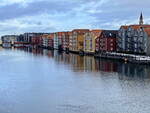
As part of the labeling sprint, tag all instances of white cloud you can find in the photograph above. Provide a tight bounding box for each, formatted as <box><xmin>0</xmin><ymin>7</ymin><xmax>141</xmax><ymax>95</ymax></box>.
<box><xmin>0</xmin><ymin>10</ymin><xmax>98</xmax><ymax>36</ymax></box>
<box><xmin>0</xmin><ymin>0</ymin><xmax>28</xmax><ymax>6</ymax></box>
<box><xmin>0</xmin><ymin>0</ymin><xmax>150</xmax><ymax>36</ymax></box>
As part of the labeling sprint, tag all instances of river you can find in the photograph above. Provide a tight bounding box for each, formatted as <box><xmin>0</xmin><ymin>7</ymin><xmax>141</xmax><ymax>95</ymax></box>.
<box><xmin>0</xmin><ymin>47</ymin><xmax>150</xmax><ymax>113</ymax></box>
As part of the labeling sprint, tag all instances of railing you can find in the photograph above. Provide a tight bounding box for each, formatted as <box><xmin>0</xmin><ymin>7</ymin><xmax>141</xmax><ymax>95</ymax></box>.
<box><xmin>95</xmin><ymin>52</ymin><xmax>150</xmax><ymax>64</ymax></box>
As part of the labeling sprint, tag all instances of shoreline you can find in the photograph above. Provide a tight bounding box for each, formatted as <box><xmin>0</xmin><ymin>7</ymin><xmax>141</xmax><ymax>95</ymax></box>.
<box><xmin>1</xmin><ymin>45</ymin><xmax>150</xmax><ymax>65</ymax></box>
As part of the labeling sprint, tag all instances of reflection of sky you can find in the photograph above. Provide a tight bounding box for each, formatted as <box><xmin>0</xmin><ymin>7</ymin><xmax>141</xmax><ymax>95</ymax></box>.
<box><xmin>0</xmin><ymin>0</ymin><xmax>150</xmax><ymax>36</ymax></box>
<box><xmin>1</xmin><ymin>49</ymin><xmax>150</xmax><ymax>113</ymax></box>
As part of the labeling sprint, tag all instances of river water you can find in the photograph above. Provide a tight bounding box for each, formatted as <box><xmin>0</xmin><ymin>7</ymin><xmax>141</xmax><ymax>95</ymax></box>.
<box><xmin>0</xmin><ymin>47</ymin><xmax>150</xmax><ymax>113</ymax></box>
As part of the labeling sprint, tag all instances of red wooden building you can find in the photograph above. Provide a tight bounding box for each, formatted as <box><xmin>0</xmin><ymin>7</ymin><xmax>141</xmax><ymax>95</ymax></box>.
<box><xmin>96</xmin><ymin>30</ymin><xmax>118</xmax><ymax>52</ymax></box>
<box><xmin>31</xmin><ymin>36</ymin><xmax>41</xmax><ymax>45</ymax></box>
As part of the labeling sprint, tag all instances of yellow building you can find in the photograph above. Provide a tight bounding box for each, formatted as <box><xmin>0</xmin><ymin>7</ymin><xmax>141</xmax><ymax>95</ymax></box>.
<box><xmin>84</xmin><ymin>30</ymin><xmax>102</xmax><ymax>54</ymax></box>
<box><xmin>70</xmin><ymin>29</ymin><xmax>89</xmax><ymax>53</ymax></box>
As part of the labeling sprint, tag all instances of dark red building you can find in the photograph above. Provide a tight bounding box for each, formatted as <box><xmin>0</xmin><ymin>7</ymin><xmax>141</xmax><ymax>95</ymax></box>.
<box><xmin>97</xmin><ymin>30</ymin><xmax>118</xmax><ymax>52</ymax></box>
<box><xmin>31</xmin><ymin>36</ymin><xmax>41</xmax><ymax>45</ymax></box>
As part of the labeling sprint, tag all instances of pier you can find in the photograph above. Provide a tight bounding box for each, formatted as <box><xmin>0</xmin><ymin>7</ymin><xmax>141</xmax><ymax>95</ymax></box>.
<box><xmin>95</xmin><ymin>52</ymin><xmax>150</xmax><ymax>64</ymax></box>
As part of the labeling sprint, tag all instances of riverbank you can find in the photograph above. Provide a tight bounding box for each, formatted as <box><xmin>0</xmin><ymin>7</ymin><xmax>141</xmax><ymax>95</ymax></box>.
<box><xmin>2</xmin><ymin>45</ymin><xmax>150</xmax><ymax>65</ymax></box>
<box><xmin>37</xmin><ymin>46</ymin><xmax>150</xmax><ymax>65</ymax></box>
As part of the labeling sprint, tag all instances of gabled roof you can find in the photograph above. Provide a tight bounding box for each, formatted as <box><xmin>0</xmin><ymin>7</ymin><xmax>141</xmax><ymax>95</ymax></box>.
<box><xmin>130</xmin><ymin>25</ymin><xmax>150</xmax><ymax>30</ymax></box>
<box><xmin>72</xmin><ymin>29</ymin><xmax>90</xmax><ymax>34</ymax></box>
<box><xmin>91</xmin><ymin>29</ymin><xmax>103</xmax><ymax>37</ymax></box>
<box><xmin>120</xmin><ymin>25</ymin><xmax>129</xmax><ymax>29</ymax></box>
<box><xmin>48</xmin><ymin>33</ymin><xmax>54</xmax><ymax>38</ymax></box>
<box><xmin>57</xmin><ymin>32</ymin><xmax>64</xmax><ymax>36</ymax></box>
<box><xmin>91</xmin><ymin>29</ymin><xmax>102</xmax><ymax>32</ymax></box>
<box><xmin>100</xmin><ymin>30</ymin><xmax>118</xmax><ymax>38</ymax></box>
<box><xmin>42</xmin><ymin>34</ymin><xmax>49</xmax><ymax>37</ymax></box>
<box><xmin>67</xmin><ymin>32</ymin><xmax>72</xmax><ymax>36</ymax></box>
<box><xmin>120</xmin><ymin>24</ymin><xmax>150</xmax><ymax>31</ymax></box>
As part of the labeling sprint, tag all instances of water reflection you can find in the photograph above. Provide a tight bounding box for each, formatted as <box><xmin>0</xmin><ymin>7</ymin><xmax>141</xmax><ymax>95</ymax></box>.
<box><xmin>15</xmin><ymin>47</ymin><xmax>150</xmax><ymax>80</ymax></box>
<box><xmin>118</xmin><ymin>63</ymin><xmax>150</xmax><ymax>80</ymax></box>
<box><xmin>2</xmin><ymin>47</ymin><xmax>150</xmax><ymax>113</ymax></box>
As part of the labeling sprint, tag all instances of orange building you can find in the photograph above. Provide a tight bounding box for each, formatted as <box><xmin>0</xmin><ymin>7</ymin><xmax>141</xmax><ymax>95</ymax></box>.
<box><xmin>41</xmin><ymin>33</ymin><xmax>54</xmax><ymax>49</ymax></box>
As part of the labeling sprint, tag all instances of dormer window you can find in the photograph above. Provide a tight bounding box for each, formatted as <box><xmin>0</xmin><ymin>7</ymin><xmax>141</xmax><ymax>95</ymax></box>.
<box><xmin>109</xmin><ymin>33</ymin><xmax>112</xmax><ymax>37</ymax></box>
<box><xmin>128</xmin><ymin>27</ymin><xmax>132</xmax><ymax>31</ymax></box>
<box><xmin>140</xmin><ymin>27</ymin><xmax>143</xmax><ymax>31</ymax></box>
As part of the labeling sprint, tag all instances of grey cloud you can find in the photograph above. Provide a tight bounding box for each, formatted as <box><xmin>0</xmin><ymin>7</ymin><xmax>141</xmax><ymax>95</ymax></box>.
<box><xmin>85</xmin><ymin>0</ymin><xmax>150</xmax><ymax>28</ymax></box>
<box><xmin>0</xmin><ymin>0</ymin><xmax>77</xmax><ymax>20</ymax></box>
<box><xmin>0</xmin><ymin>0</ymin><xmax>150</xmax><ymax>36</ymax></box>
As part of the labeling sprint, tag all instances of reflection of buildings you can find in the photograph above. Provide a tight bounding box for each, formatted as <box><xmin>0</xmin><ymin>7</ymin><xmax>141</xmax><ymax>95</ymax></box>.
<box><xmin>69</xmin><ymin>54</ymin><xmax>84</xmax><ymax>71</ymax></box>
<box><xmin>84</xmin><ymin>56</ymin><xmax>96</xmax><ymax>71</ymax></box>
<box><xmin>95</xmin><ymin>59</ymin><xmax>117</xmax><ymax>72</ymax></box>
<box><xmin>118</xmin><ymin>63</ymin><xmax>150</xmax><ymax>79</ymax></box>
<box><xmin>54</xmin><ymin>51</ymin><xmax>64</xmax><ymax>63</ymax></box>
<box><xmin>16</xmin><ymin>47</ymin><xmax>44</xmax><ymax>55</ymax></box>
<box><xmin>62</xmin><ymin>53</ymin><xmax>70</xmax><ymax>64</ymax></box>
<box><xmin>13</xmin><ymin>48</ymin><xmax>150</xmax><ymax>79</ymax></box>
<box><xmin>47</xmin><ymin>50</ymin><xmax>54</xmax><ymax>58</ymax></box>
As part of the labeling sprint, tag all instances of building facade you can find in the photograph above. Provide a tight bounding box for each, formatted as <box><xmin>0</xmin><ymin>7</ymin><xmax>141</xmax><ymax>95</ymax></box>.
<box><xmin>41</xmin><ymin>34</ymin><xmax>54</xmax><ymax>49</ymax></box>
<box><xmin>84</xmin><ymin>30</ymin><xmax>102</xmax><ymax>54</ymax></box>
<box><xmin>48</xmin><ymin>33</ymin><xmax>54</xmax><ymax>49</ymax></box>
<box><xmin>117</xmin><ymin>13</ymin><xmax>150</xmax><ymax>55</ymax></box>
<box><xmin>1</xmin><ymin>35</ymin><xmax>19</xmax><ymax>47</ymax></box>
<box><xmin>62</xmin><ymin>32</ymin><xmax>71</xmax><ymax>51</ymax></box>
<box><xmin>96</xmin><ymin>30</ymin><xmax>118</xmax><ymax>52</ymax></box>
<box><xmin>117</xmin><ymin>26</ymin><xmax>128</xmax><ymax>52</ymax></box>
<box><xmin>31</xmin><ymin>35</ymin><xmax>41</xmax><ymax>46</ymax></box>
<box><xmin>41</xmin><ymin>34</ymin><xmax>48</xmax><ymax>48</ymax></box>
<box><xmin>69</xmin><ymin>31</ymin><xmax>75</xmax><ymax>52</ymax></box>
<box><xmin>54</xmin><ymin>32</ymin><xmax>63</xmax><ymax>50</ymax></box>
<box><xmin>23</xmin><ymin>33</ymin><xmax>44</xmax><ymax>43</ymax></box>
<box><xmin>70</xmin><ymin>29</ymin><xmax>89</xmax><ymax>53</ymax></box>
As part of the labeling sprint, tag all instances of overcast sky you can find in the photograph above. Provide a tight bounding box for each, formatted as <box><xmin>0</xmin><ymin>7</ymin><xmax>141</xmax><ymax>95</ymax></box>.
<box><xmin>0</xmin><ymin>0</ymin><xmax>150</xmax><ymax>36</ymax></box>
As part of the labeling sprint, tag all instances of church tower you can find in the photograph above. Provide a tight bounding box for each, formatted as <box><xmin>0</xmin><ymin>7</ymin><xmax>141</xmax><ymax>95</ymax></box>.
<box><xmin>139</xmin><ymin>12</ymin><xmax>144</xmax><ymax>25</ymax></box>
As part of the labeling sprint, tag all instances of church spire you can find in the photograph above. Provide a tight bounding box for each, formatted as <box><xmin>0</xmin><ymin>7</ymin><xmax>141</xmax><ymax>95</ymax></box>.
<box><xmin>139</xmin><ymin>12</ymin><xmax>144</xmax><ymax>25</ymax></box>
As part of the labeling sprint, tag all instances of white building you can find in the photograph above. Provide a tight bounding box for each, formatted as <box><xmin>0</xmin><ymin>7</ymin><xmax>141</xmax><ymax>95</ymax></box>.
<box><xmin>1</xmin><ymin>35</ymin><xmax>18</xmax><ymax>47</ymax></box>
<box><xmin>117</xmin><ymin>13</ymin><xmax>150</xmax><ymax>56</ymax></box>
